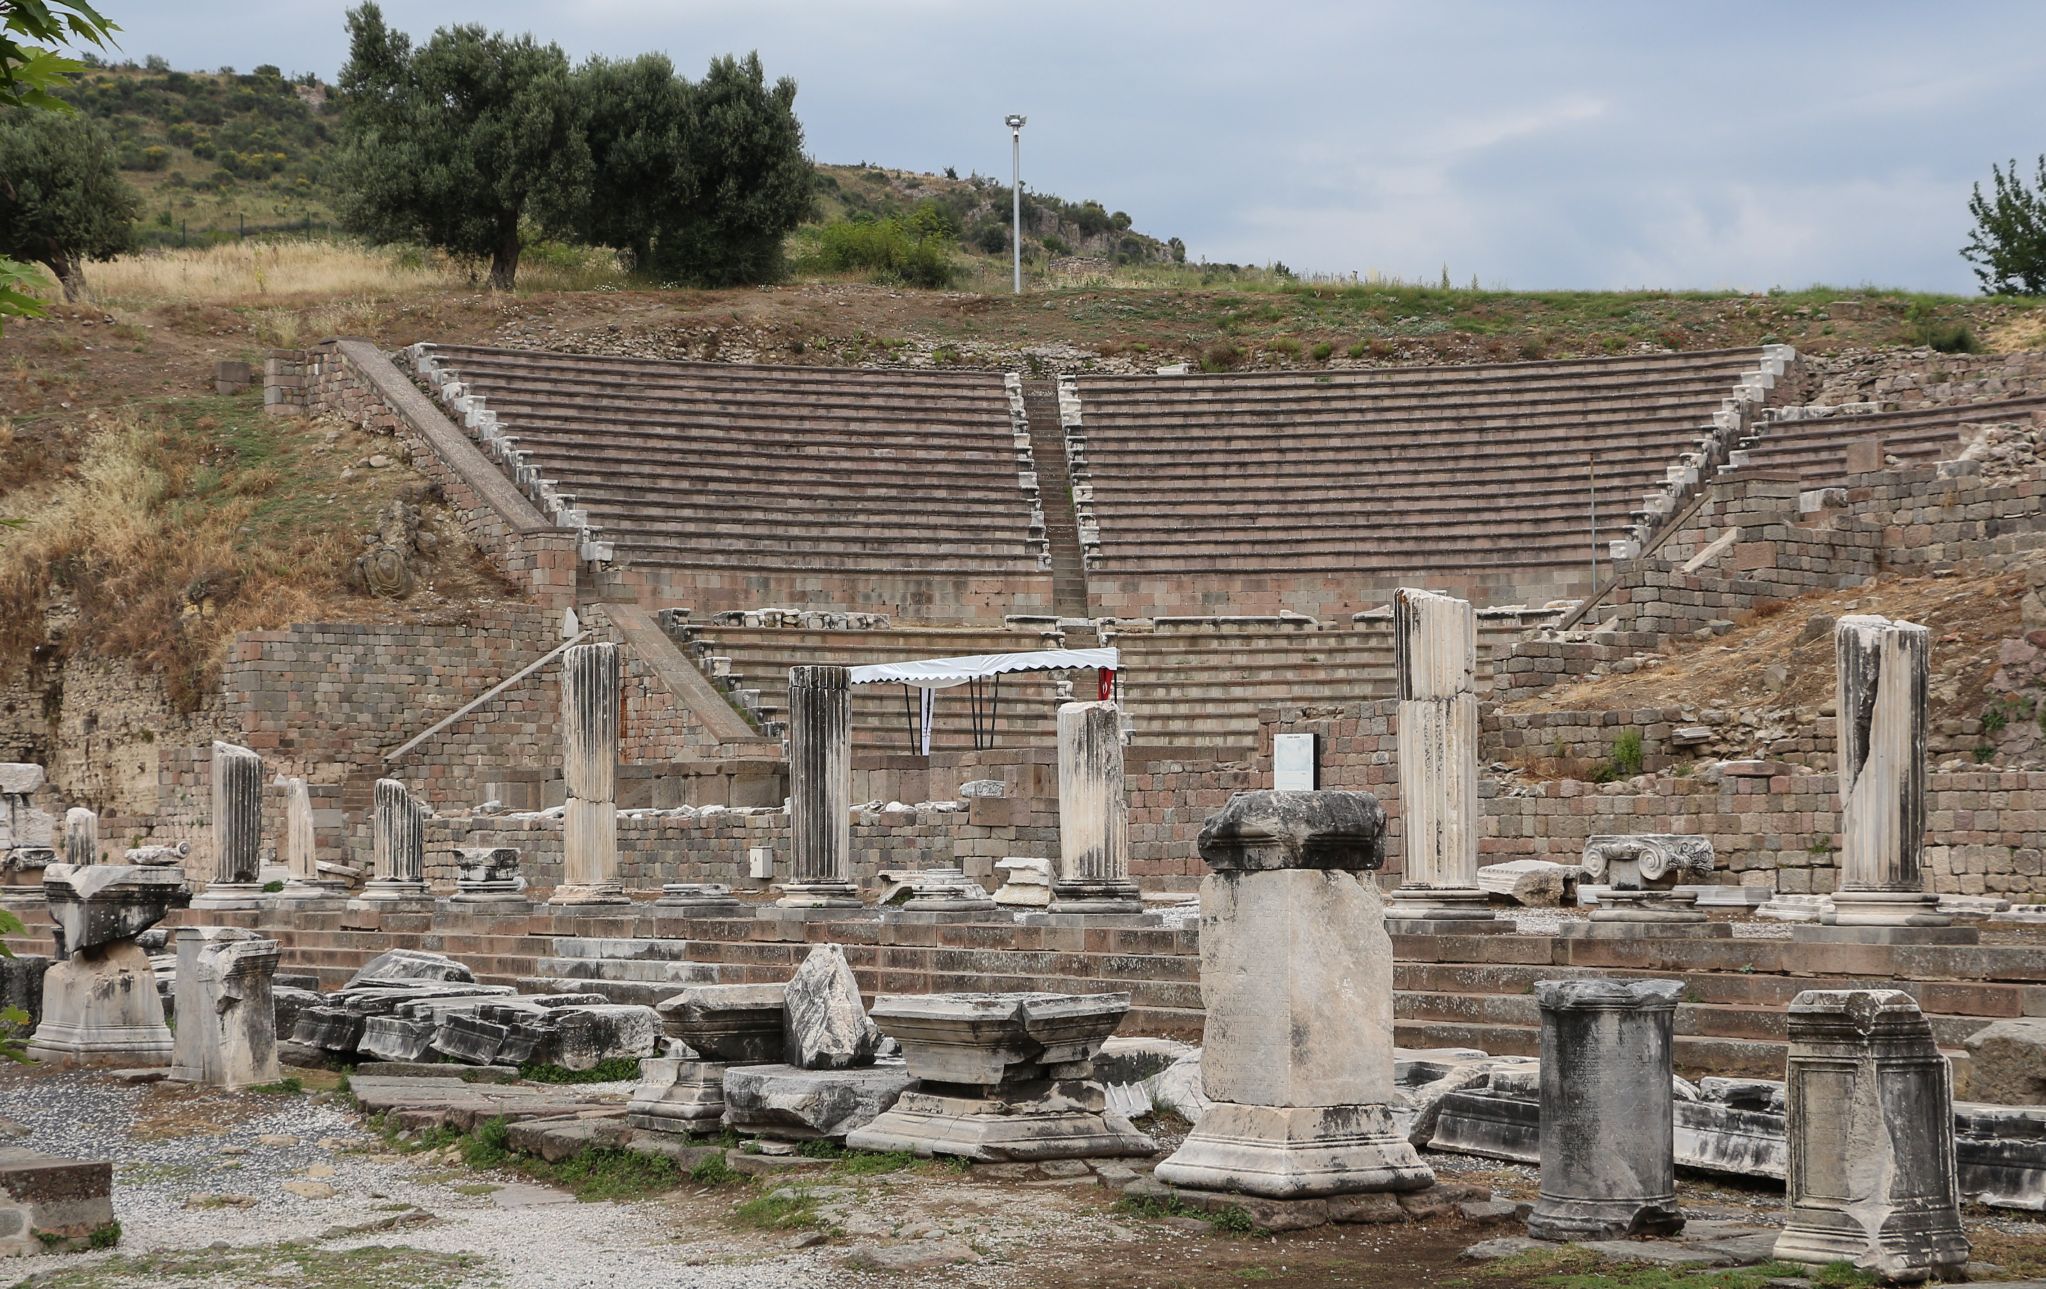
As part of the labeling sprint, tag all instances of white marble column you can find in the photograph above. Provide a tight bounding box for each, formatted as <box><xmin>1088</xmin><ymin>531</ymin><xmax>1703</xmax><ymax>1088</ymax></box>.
<box><xmin>191</xmin><ymin>741</ymin><xmax>265</xmax><ymax>910</ymax></box>
<box><xmin>62</xmin><ymin>807</ymin><xmax>97</xmax><ymax>867</ymax></box>
<box><xmin>1386</xmin><ymin>588</ymin><xmax>1498</xmax><ymax>929</ymax></box>
<box><xmin>354</xmin><ymin>777</ymin><xmax>430</xmax><ymax>905</ymax></box>
<box><xmin>1822</xmin><ymin>616</ymin><xmax>1947</xmax><ymax>928</ymax></box>
<box><xmin>1050</xmin><ymin>700</ymin><xmax>1143</xmax><ymax>914</ymax></box>
<box><xmin>274</xmin><ymin>774</ymin><xmax>336</xmax><ymax>901</ymax></box>
<box><xmin>168</xmin><ymin>927</ymin><xmax>281</xmax><ymax>1089</ymax></box>
<box><xmin>552</xmin><ymin>641</ymin><xmax>628</xmax><ymax>905</ymax></box>
<box><xmin>776</xmin><ymin>665</ymin><xmax>861</xmax><ymax>908</ymax></box>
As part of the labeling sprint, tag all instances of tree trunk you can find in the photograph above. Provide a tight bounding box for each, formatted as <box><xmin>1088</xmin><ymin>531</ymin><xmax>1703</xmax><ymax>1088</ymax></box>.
<box><xmin>50</xmin><ymin>253</ymin><xmax>85</xmax><ymax>303</ymax></box>
<box><xmin>488</xmin><ymin>229</ymin><xmax>521</xmax><ymax>291</ymax></box>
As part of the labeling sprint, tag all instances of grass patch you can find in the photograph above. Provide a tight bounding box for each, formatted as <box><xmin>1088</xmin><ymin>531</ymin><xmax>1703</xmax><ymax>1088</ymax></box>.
<box><xmin>830</xmin><ymin>1148</ymin><xmax>916</xmax><ymax>1176</ymax></box>
<box><xmin>247</xmin><ymin>1076</ymin><xmax>304</xmax><ymax>1096</ymax></box>
<box><xmin>730</xmin><ymin>1187</ymin><xmax>823</xmax><ymax>1232</ymax></box>
<box><xmin>1470</xmin><ymin>1247</ymin><xmax>1876</xmax><ymax>1289</ymax></box>
<box><xmin>688</xmin><ymin>1153</ymin><xmax>743</xmax><ymax>1186</ymax></box>
<box><xmin>517</xmin><ymin>1057</ymin><xmax>643</xmax><ymax>1084</ymax></box>
<box><xmin>1114</xmin><ymin>1193</ymin><xmax>1264</xmax><ymax>1237</ymax></box>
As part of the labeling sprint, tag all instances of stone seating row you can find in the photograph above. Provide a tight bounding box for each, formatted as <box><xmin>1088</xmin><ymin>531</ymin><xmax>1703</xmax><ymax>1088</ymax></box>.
<box><xmin>1109</xmin><ymin>346</ymin><xmax>1764</xmax><ymax>394</ymax></box>
<box><xmin>1733</xmin><ymin>394</ymin><xmax>2046</xmax><ymax>485</ymax></box>
<box><xmin>424</xmin><ymin>343</ymin><xmax>1012</xmax><ymax>393</ymax></box>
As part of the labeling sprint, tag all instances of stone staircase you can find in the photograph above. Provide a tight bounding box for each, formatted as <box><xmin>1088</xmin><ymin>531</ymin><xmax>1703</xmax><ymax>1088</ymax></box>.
<box><xmin>516</xmin><ymin>936</ymin><xmax>722</xmax><ymax>1007</ymax></box>
<box><xmin>1021</xmin><ymin>377</ymin><xmax>1091</xmax><ymax>618</ymax></box>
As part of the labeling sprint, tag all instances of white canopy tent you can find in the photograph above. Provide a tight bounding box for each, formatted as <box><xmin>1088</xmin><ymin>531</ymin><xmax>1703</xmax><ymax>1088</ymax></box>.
<box><xmin>847</xmin><ymin>648</ymin><xmax>1118</xmax><ymax>754</ymax></box>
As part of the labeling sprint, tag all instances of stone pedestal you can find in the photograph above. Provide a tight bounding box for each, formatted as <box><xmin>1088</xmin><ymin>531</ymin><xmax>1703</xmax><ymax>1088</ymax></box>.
<box><xmin>450</xmin><ymin>846</ymin><xmax>526</xmax><ymax>904</ymax></box>
<box><xmin>1774</xmin><ymin>990</ymin><xmax>1969</xmax><ymax>1283</ymax></box>
<box><xmin>655</xmin><ymin>983</ymin><xmax>787</xmax><ymax>1063</ymax></box>
<box><xmin>169</xmin><ymin>927</ymin><xmax>281</xmax><ymax>1089</ymax></box>
<box><xmin>627</xmin><ymin>1057</ymin><xmax>730</xmax><ymax>1133</ymax></box>
<box><xmin>1580</xmin><ymin>835</ymin><xmax>1714</xmax><ymax>925</ymax></box>
<box><xmin>1822</xmin><ymin>617</ymin><xmax>1949</xmax><ymax>930</ymax></box>
<box><xmin>191</xmin><ymin>741</ymin><xmax>265</xmax><ymax>911</ymax></box>
<box><xmin>894</xmin><ymin>866</ymin><xmax>996</xmax><ymax>916</ymax></box>
<box><xmin>1525</xmin><ymin>979</ymin><xmax>1686</xmax><ymax>1241</ymax></box>
<box><xmin>1154</xmin><ymin>791</ymin><xmax>1433</xmax><ymax>1198</ymax></box>
<box><xmin>1386</xmin><ymin>589</ymin><xmax>1500</xmax><ymax>933</ymax></box>
<box><xmin>846</xmin><ymin>992</ymin><xmax>1156</xmax><ymax>1161</ymax></box>
<box><xmin>1050</xmin><ymin>701</ymin><xmax>1143</xmax><ymax>913</ymax></box>
<box><xmin>552</xmin><ymin>642</ymin><xmax>629</xmax><ymax>906</ymax></box>
<box><xmin>777</xmin><ymin>666</ymin><xmax>861</xmax><ymax>908</ymax></box>
<box><xmin>723</xmin><ymin>1064</ymin><xmax>910</xmax><ymax>1141</ymax></box>
<box><xmin>350</xmin><ymin>779</ymin><xmax>433</xmax><ymax>910</ymax></box>
<box><xmin>28</xmin><ymin>862</ymin><xmax>187</xmax><ymax>1066</ymax></box>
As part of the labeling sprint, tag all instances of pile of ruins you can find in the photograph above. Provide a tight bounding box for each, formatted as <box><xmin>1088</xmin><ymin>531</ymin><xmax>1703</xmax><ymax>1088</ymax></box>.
<box><xmin>5</xmin><ymin>337</ymin><xmax>2046</xmax><ymax>1271</ymax></box>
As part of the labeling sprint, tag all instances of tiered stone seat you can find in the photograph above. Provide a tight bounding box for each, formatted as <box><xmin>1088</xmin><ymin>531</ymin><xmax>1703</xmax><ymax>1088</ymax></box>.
<box><xmin>669</xmin><ymin>621</ymin><xmax>1077</xmax><ymax>755</ymax></box>
<box><xmin>1107</xmin><ymin>612</ymin><xmax>1552</xmax><ymax>753</ymax></box>
<box><xmin>1069</xmin><ymin>350</ymin><xmax>1774</xmax><ymax>616</ymax></box>
<box><xmin>1733</xmin><ymin>395</ymin><xmax>2046</xmax><ymax>486</ymax></box>
<box><xmin>417</xmin><ymin>345</ymin><xmax>1054</xmax><ymax>619</ymax></box>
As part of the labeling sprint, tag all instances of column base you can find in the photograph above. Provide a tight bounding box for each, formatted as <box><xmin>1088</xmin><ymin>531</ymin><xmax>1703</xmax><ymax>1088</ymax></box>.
<box><xmin>449</xmin><ymin>887</ymin><xmax>531</xmax><ymax>907</ymax></box>
<box><xmin>347</xmin><ymin>881</ymin><xmax>433</xmax><ymax>913</ymax></box>
<box><xmin>1153</xmin><ymin>1102</ymin><xmax>1434</xmax><ymax>1199</ymax></box>
<box><xmin>1386</xmin><ymin>887</ymin><xmax>1505</xmax><ymax>933</ymax></box>
<box><xmin>1527</xmin><ymin>1192</ymin><xmax>1685</xmax><ymax>1241</ymax></box>
<box><xmin>1774</xmin><ymin>1207</ymin><xmax>1970</xmax><ymax>1284</ymax></box>
<box><xmin>846</xmin><ymin>1085</ymin><xmax>1156</xmax><ymax>1162</ymax></box>
<box><xmin>1048</xmin><ymin>878</ymin><xmax>1144</xmax><ymax>914</ymax></box>
<box><xmin>548</xmin><ymin>883</ymin><xmax>630</xmax><ymax>907</ymax></box>
<box><xmin>774</xmin><ymin>881</ymin><xmax>863</xmax><ymax>909</ymax></box>
<box><xmin>1822</xmin><ymin>890</ymin><xmax>1953</xmax><ymax>928</ymax></box>
<box><xmin>271</xmin><ymin>880</ymin><xmax>346</xmax><ymax>905</ymax></box>
<box><xmin>627</xmin><ymin>1058</ymin><xmax>728</xmax><ymax>1134</ymax></box>
<box><xmin>189</xmin><ymin>883</ymin><xmax>266</xmax><ymax>911</ymax></box>
<box><xmin>653</xmin><ymin>884</ymin><xmax>745</xmax><ymax>915</ymax></box>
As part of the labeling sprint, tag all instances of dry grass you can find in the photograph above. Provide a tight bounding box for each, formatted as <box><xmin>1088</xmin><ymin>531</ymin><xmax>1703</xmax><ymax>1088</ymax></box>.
<box><xmin>1990</xmin><ymin>311</ymin><xmax>2046</xmax><ymax>353</ymax></box>
<box><xmin>24</xmin><ymin>238</ymin><xmax>628</xmax><ymax>310</ymax></box>
<box><xmin>0</xmin><ymin>396</ymin><xmax>503</xmax><ymax>710</ymax></box>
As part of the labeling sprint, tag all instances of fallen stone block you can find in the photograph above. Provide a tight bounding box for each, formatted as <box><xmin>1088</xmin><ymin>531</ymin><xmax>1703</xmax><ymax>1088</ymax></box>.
<box><xmin>0</xmin><ymin>1147</ymin><xmax>114</xmax><ymax>1257</ymax></box>
<box><xmin>722</xmin><ymin>1063</ymin><xmax>909</xmax><ymax>1141</ymax></box>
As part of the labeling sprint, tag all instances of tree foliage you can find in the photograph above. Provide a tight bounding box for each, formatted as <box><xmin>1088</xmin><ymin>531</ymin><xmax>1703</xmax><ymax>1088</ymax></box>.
<box><xmin>1963</xmin><ymin>156</ymin><xmax>2046</xmax><ymax>297</ymax></box>
<box><xmin>0</xmin><ymin>0</ymin><xmax>119</xmax><ymax>328</ymax></box>
<box><xmin>335</xmin><ymin>2</ymin><xmax>588</xmax><ymax>289</ymax></box>
<box><xmin>0</xmin><ymin>108</ymin><xmax>138</xmax><ymax>300</ymax></box>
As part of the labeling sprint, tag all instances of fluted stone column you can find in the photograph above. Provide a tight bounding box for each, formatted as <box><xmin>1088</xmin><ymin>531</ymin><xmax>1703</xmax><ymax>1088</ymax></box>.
<box><xmin>353</xmin><ymin>777</ymin><xmax>430</xmax><ymax>906</ymax></box>
<box><xmin>1154</xmin><ymin>790</ymin><xmax>1433</xmax><ymax>1200</ymax></box>
<box><xmin>1819</xmin><ymin>616</ymin><xmax>1948</xmax><ymax>929</ymax></box>
<box><xmin>274</xmin><ymin>774</ymin><xmax>336</xmax><ymax>902</ymax></box>
<box><xmin>552</xmin><ymin>641</ymin><xmax>628</xmax><ymax>905</ymax></box>
<box><xmin>191</xmin><ymin>741</ymin><xmax>264</xmax><ymax>910</ymax></box>
<box><xmin>62</xmin><ymin>807</ymin><xmax>97</xmax><ymax>867</ymax></box>
<box><xmin>776</xmin><ymin>665</ymin><xmax>860</xmax><ymax>908</ymax></box>
<box><xmin>1049</xmin><ymin>700</ymin><xmax>1142</xmax><ymax>914</ymax></box>
<box><xmin>1525</xmin><ymin>979</ymin><xmax>1685</xmax><ymax>1241</ymax></box>
<box><xmin>1386</xmin><ymin>589</ymin><xmax>1498</xmax><ymax>931</ymax></box>
<box><xmin>1774</xmin><ymin>990</ymin><xmax>1968</xmax><ymax>1282</ymax></box>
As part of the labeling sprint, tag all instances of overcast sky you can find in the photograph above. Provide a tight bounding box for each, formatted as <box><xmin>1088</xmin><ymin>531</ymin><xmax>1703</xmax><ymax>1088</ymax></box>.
<box><xmin>102</xmin><ymin>2</ymin><xmax>2046</xmax><ymax>293</ymax></box>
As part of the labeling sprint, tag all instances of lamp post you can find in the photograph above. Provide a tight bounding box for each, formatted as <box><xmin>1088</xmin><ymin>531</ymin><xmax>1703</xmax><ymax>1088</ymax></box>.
<box><xmin>1005</xmin><ymin>113</ymin><xmax>1027</xmax><ymax>294</ymax></box>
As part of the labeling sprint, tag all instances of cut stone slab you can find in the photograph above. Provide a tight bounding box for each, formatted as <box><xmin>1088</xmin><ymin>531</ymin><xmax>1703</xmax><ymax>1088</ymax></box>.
<box><xmin>783</xmin><ymin>944</ymin><xmax>880</xmax><ymax>1071</ymax></box>
<box><xmin>42</xmin><ymin>863</ymin><xmax>189</xmax><ymax>957</ymax></box>
<box><xmin>346</xmin><ymin>949</ymin><xmax>476</xmax><ymax>988</ymax></box>
<box><xmin>722</xmin><ymin>1063</ymin><xmax>909</xmax><ymax>1141</ymax></box>
<box><xmin>1963</xmin><ymin>1019</ymin><xmax>2046</xmax><ymax>1106</ymax></box>
<box><xmin>627</xmin><ymin>1057</ymin><xmax>728</xmax><ymax>1134</ymax></box>
<box><xmin>0</xmin><ymin>1147</ymin><xmax>114</xmax><ymax>1256</ymax></box>
<box><xmin>1475</xmin><ymin>860</ymin><xmax>1580</xmax><ymax>906</ymax></box>
<box><xmin>656</xmin><ymin>982</ymin><xmax>787</xmax><ymax>1063</ymax></box>
<box><xmin>846</xmin><ymin>1082</ymin><xmax>1154</xmax><ymax>1163</ymax></box>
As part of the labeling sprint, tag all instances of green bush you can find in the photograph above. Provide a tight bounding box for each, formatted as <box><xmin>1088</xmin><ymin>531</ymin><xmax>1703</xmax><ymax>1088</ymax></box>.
<box><xmin>1041</xmin><ymin>233</ymin><xmax>1072</xmax><ymax>257</ymax></box>
<box><xmin>1310</xmin><ymin>341</ymin><xmax>1334</xmax><ymax>361</ymax></box>
<box><xmin>815</xmin><ymin>217</ymin><xmax>955</xmax><ymax>288</ymax></box>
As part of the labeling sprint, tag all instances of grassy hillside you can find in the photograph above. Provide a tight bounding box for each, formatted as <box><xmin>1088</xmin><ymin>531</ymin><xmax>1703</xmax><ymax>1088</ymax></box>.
<box><xmin>57</xmin><ymin>64</ymin><xmax>1182</xmax><ymax>284</ymax></box>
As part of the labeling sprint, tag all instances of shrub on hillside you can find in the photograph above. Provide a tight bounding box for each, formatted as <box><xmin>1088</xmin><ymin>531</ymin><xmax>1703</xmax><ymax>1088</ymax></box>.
<box><xmin>815</xmin><ymin>217</ymin><xmax>954</xmax><ymax>288</ymax></box>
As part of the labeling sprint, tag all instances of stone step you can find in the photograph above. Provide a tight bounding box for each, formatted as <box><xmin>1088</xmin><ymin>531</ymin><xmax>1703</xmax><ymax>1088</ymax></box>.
<box><xmin>544</xmin><ymin>937</ymin><xmax>713</xmax><ymax>962</ymax></box>
<box><xmin>531</xmin><ymin>957</ymin><xmax>721</xmax><ymax>985</ymax></box>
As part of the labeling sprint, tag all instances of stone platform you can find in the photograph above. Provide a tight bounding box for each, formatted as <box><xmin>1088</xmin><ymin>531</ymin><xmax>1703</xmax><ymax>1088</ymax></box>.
<box><xmin>5</xmin><ymin>901</ymin><xmax>2041</xmax><ymax>1082</ymax></box>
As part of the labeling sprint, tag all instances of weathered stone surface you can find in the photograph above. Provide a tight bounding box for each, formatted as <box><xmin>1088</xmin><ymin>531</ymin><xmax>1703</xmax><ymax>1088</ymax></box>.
<box><xmin>1051</xmin><ymin>701</ymin><xmax>1141</xmax><ymax>912</ymax></box>
<box><xmin>652</xmin><ymin>882</ymin><xmax>742</xmax><ymax>913</ymax></box>
<box><xmin>655</xmin><ymin>982</ymin><xmax>787</xmax><ymax>1063</ymax></box>
<box><xmin>847</xmin><ymin>1080</ymin><xmax>1155</xmax><ymax>1163</ymax></box>
<box><xmin>1474</xmin><ymin>860</ymin><xmax>1580</xmax><ymax>906</ymax></box>
<box><xmin>1962</xmin><ymin>1019</ymin><xmax>2046</xmax><ymax>1107</ymax></box>
<box><xmin>627</xmin><ymin>1057</ymin><xmax>728</xmax><ymax>1133</ymax></box>
<box><xmin>347</xmin><ymin>949</ymin><xmax>476</xmax><ymax>988</ymax></box>
<box><xmin>27</xmin><ymin>939</ymin><xmax>172</xmax><ymax>1066</ymax></box>
<box><xmin>0</xmin><ymin>1147</ymin><xmax>114</xmax><ymax>1256</ymax></box>
<box><xmin>722</xmin><ymin>1063</ymin><xmax>909</xmax><ymax>1140</ymax></box>
<box><xmin>992</xmin><ymin>856</ymin><xmax>1054</xmax><ymax>907</ymax></box>
<box><xmin>1774</xmin><ymin>989</ymin><xmax>1969</xmax><ymax>1282</ymax></box>
<box><xmin>1525</xmin><ymin>978</ymin><xmax>1686</xmax><ymax>1242</ymax></box>
<box><xmin>451</xmin><ymin>846</ymin><xmax>525</xmax><ymax>903</ymax></box>
<box><xmin>1194</xmin><ymin>790</ymin><xmax>1386</xmax><ymax>873</ymax></box>
<box><xmin>41</xmin><ymin>863</ymin><xmax>188</xmax><ymax>958</ymax></box>
<box><xmin>1824</xmin><ymin>616</ymin><xmax>1949</xmax><ymax>928</ymax></box>
<box><xmin>169</xmin><ymin>927</ymin><xmax>281</xmax><ymax>1089</ymax></box>
<box><xmin>355</xmin><ymin>779</ymin><xmax>429</xmax><ymax>904</ymax></box>
<box><xmin>1581</xmin><ymin>836</ymin><xmax>1714</xmax><ymax>923</ymax></box>
<box><xmin>60</xmin><ymin>809</ymin><xmax>96</xmax><ymax>868</ymax></box>
<box><xmin>778</xmin><ymin>666</ymin><xmax>859</xmax><ymax>907</ymax></box>
<box><xmin>272</xmin><ymin>775</ymin><xmax>336</xmax><ymax>902</ymax></box>
<box><xmin>783</xmin><ymin>944</ymin><xmax>879</xmax><ymax>1071</ymax></box>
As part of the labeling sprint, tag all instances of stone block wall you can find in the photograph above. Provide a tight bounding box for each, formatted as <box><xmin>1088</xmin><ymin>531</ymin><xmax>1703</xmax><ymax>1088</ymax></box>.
<box><xmin>1799</xmin><ymin>348</ymin><xmax>2046</xmax><ymax>409</ymax></box>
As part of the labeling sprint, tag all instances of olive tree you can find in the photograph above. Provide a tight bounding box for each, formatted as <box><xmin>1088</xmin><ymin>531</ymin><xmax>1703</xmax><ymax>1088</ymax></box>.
<box><xmin>0</xmin><ymin>110</ymin><xmax>138</xmax><ymax>301</ymax></box>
